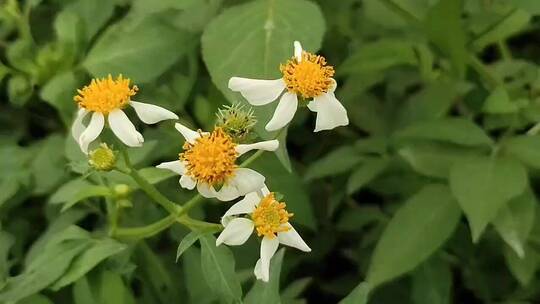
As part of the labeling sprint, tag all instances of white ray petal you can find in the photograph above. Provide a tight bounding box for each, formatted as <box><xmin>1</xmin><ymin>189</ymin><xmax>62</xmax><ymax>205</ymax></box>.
<box><xmin>265</xmin><ymin>92</ymin><xmax>298</xmax><ymax>131</ymax></box>
<box><xmin>235</xmin><ymin>140</ymin><xmax>279</xmax><ymax>156</ymax></box>
<box><xmin>130</xmin><ymin>101</ymin><xmax>178</xmax><ymax>124</ymax></box>
<box><xmin>71</xmin><ymin>108</ymin><xmax>88</xmax><ymax>142</ymax></box>
<box><xmin>180</xmin><ymin>175</ymin><xmax>196</xmax><ymax>190</ymax></box>
<box><xmin>174</xmin><ymin>122</ymin><xmax>202</xmax><ymax>144</ymax></box>
<box><xmin>215</xmin><ymin>184</ymin><xmax>240</xmax><ymax>202</ymax></box>
<box><xmin>259</xmin><ymin>237</ymin><xmax>279</xmax><ymax>282</ymax></box>
<box><xmin>221</xmin><ymin>192</ymin><xmax>259</xmax><ymax>226</ymax></box>
<box><xmin>254</xmin><ymin>259</ymin><xmax>264</xmax><ymax>281</ymax></box>
<box><xmin>307</xmin><ymin>90</ymin><xmax>349</xmax><ymax>132</ymax></box>
<box><xmin>228</xmin><ymin>77</ymin><xmax>285</xmax><ymax>106</ymax></box>
<box><xmin>197</xmin><ymin>182</ymin><xmax>217</xmax><ymax>198</ymax></box>
<box><xmin>108</xmin><ymin>109</ymin><xmax>144</xmax><ymax>147</ymax></box>
<box><xmin>278</xmin><ymin>224</ymin><xmax>311</xmax><ymax>252</ymax></box>
<box><xmin>156</xmin><ymin>160</ymin><xmax>185</xmax><ymax>175</ymax></box>
<box><xmin>230</xmin><ymin>168</ymin><xmax>265</xmax><ymax>195</ymax></box>
<box><xmin>78</xmin><ymin>112</ymin><xmax>104</xmax><ymax>154</ymax></box>
<box><xmin>294</xmin><ymin>41</ymin><xmax>303</xmax><ymax>62</ymax></box>
<box><xmin>216</xmin><ymin>218</ymin><xmax>254</xmax><ymax>246</ymax></box>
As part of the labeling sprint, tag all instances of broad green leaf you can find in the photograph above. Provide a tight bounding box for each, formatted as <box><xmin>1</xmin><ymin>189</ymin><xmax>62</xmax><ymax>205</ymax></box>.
<box><xmin>30</xmin><ymin>134</ymin><xmax>67</xmax><ymax>195</ymax></box>
<box><xmin>339</xmin><ymin>282</ymin><xmax>370</xmax><ymax>304</ymax></box>
<box><xmin>99</xmin><ymin>270</ymin><xmax>136</xmax><ymax>304</ymax></box>
<box><xmin>411</xmin><ymin>257</ymin><xmax>452</xmax><ymax>304</ymax></box>
<box><xmin>8</xmin><ymin>74</ymin><xmax>33</xmax><ymax>106</ymax></box>
<box><xmin>199</xmin><ymin>235</ymin><xmax>242</xmax><ymax>302</ymax></box>
<box><xmin>305</xmin><ymin>146</ymin><xmax>364</xmax><ymax>181</ymax></box>
<box><xmin>244</xmin><ymin>249</ymin><xmax>285</xmax><ymax>304</ymax></box>
<box><xmin>64</xmin><ymin>0</ymin><xmax>115</xmax><ymax>41</ymax></box>
<box><xmin>482</xmin><ymin>86</ymin><xmax>519</xmax><ymax>114</ymax></box>
<box><xmin>83</xmin><ymin>16</ymin><xmax>194</xmax><ymax>83</ymax></box>
<box><xmin>394</xmin><ymin>118</ymin><xmax>493</xmax><ymax>147</ymax></box>
<box><xmin>504</xmin><ymin>245</ymin><xmax>539</xmax><ymax>286</ymax></box>
<box><xmin>201</xmin><ymin>0</ymin><xmax>325</xmax><ymax>169</ymax></box>
<box><xmin>0</xmin><ymin>231</ymin><xmax>14</xmax><ymax>283</ymax></box>
<box><xmin>60</xmin><ymin>186</ymin><xmax>112</xmax><ymax>212</ymax></box>
<box><xmin>449</xmin><ymin>157</ymin><xmax>527</xmax><ymax>242</ymax></box>
<box><xmin>176</xmin><ymin>231</ymin><xmax>204</xmax><ymax>262</ymax></box>
<box><xmin>346</xmin><ymin>158</ymin><xmax>389</xmax><ymax>194</ymax></box>
<box><xmin>366</xmin><ymin>184</ymin><xmax>461</xmax><ymax>288</ymax></box>
<box><xmin>18</xmin><ymin>294</ymin><xmax>54</xmax><ymax>304</ymax></box>
<box><xmin>472</xmin><ymin>9</ymin><xmax>531</xmax><ymax>51</ymax></box>
<box><xmin>281</xmin><ymin>277</ymin><xmax>312</xmax><ymax>303</ymax></box>
<box><xmin>51</xmin><ymin>238</ymin><xmax>127</xmax><ymax>290</ymax></box>
<box><xmin>493</xmin><ymin>189</ymin><xmax>536</xmax><ymax>258</ymax></box>
<box><xmin>513</xmin><ymin>0</ymin><xmax>540</xmax><ymax>14</ymax></box>
<box><xmin>49</xmin><ymin>179</ymin><xmax>98</xmax><ymax>204</ymax></box>
<box><xmin>503</xmin><ymin>135</ymin><xmax>540</xmax><ymax>169</ymax></box>
<box><xmin>0</xmin><ymin>179</ymin><xmax>19</xmax><ymax>208</ymax></box>
<box><xmin>40</xmin><ymin>71</ymin><xmax>82</xmax><ymax>125</ymax></box>
<box><xmin>336</xmin><ymin>206</ymin><xmax>387</xmax><ymax>232</ymax></box>
<box><xmin>424</xmin><ymin>0</ymin><xmax>467</xmax><ymax>78</ymax></box>
<box><xmin>183</xmin><ymin>248</ymin><xmax>217</xmax><ymax>304</ymax></box>
<box><xmin>73</xmin><ymin>275</ymin><xmax>98</xmax><ymax>304</ymax></box>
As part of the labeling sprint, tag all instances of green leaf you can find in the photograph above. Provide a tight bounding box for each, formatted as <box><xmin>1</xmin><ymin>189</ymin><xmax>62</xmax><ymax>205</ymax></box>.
<box><xmin>411</xmin><ymin>257</ymin><xmax>452</xmax><ymax>304</ymax></box>
<box><xmin>98</xmin><ymin>270</ymin><xmax>136</xmax><ymax>304</ymax></box>
<box><xmin>8</xmin><ymin>74</ymin><xmax>33</xmax><ymax>106</ymax></box>
<box><xmin>504</xmin><ymin>245</ymin><xmax>539</xmax><ymax>287</ymax></box>
<box><xmin>60</xmin><ymin>186</ymin><xmax>112</xmax><ymax>212</ymax></box>
<box><xmin>346</xmin><ymin>158</ymin><xmax>389</xmax><ymax>194</ymax></box>
<box><xmin>199</xmin><ymin>234</ymin><xmax>242</xmax><ymax>302</ymax></box>
<box><xmin>183</xmin><ymin>248</ymin><xmax>218</xmax><ymax>304</ymax></box>
<box><xmin>339</xmin><ymin>282</ymin><xmax>370</xmax><ymax>304</ymax></box>
<box><xmin>281</xmin><ymin>277</ymin><xmax>312</xmax><ymax>303</ymax></box>
<box><xmin>472</xmin><ymin>9</ymin><xmax>531</xmax><ymax>51</ymax></box>
<box><xmin>201</xmin><ymin>0</ymin><xmax>325</xmax><ymax>168</ymax></box>
<box><xmin>51</xmin><ymin>238</ymin><xmax>127</xmax><ymax>290</ymax></box>
<box><xmin>366</xmin><ymin>184</ymin><xmax>461</xmax><ymax>288</ymax></box>
<box><xmin>244</xmin><ymin>248</ymin><xmax>285</xmax><ymax>304</ymax></box>
<box><xmin>503</xmin><ymin>135</ymin><xmax>540</xmax><ymax>169</ymax></box>
<box><xmin>18</xmin><ymin>294</ymin><xmax>54</xmax><ymax>304</ymax></box>
<box><xmin>64</xmin><ymin>0</ymin><xmax>115</xmax><ymax>41</ymax></box>
<box><xmin>449</xmin><ymin>157</ymin><xmax>527</xmax><ymax>242</ymax></box>
<box><xmin>482</xmin><ymin>86</ymin><xmax>519</xmax><ymax>114</ymax></box>
<box><xmin>394</xmin><ymin>118</ymin><xmax>493</xmax><ymax>147</ymax></box>
<box><xmin>0</xmin><ymin>231</ymin><xmax>14</xmax><ymax>283</ymax></box>
<box><xmin>40</xmin><ymin>71</ymin><xmax>82</xmax><ymax>125</ymax></box>
<box><xmin>424</xmin><ymin>0</ymin><xmax>467</xmax><ymax>78</ymax></box>
<box><xmin>176</xmin><ymin>231</ymin><xmax>204</xmax><ymax>262</ymax></box>
<box><xmin>336</xmin><ymin>206</ymin><xmax>387</xmax><ymax>232</ymax></box>
<box><xmin>30</xmin><ymin>134</ymin><xmax>67</xmax><ymax>195</ymax></box>
<box><xmin>513</xmin><ymin>0</ymin><xmax>540</xmax><ymax>14</ymax></box>
<box><xmin>83</xmin><ymin>16</ymin><xmax>194</xmax><ymax>83</ymax></box>
<box><xmin>493</xmin><ymin>189</ymin><xmax>536</xmax><ymax>258</ymax></box>
<box><xmin>305</xmin><ymin>146</ymin><xmax>363</xmax><ymax>181</ymax></box>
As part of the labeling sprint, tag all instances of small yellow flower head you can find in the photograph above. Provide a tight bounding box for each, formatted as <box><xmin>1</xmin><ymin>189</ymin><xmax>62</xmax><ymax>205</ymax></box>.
<box><xmin>88</xmin><ymin>143</ymin><xmax>116</xmax><ymax>171</ymax></box>
<box><xmin>251</xmin><ymin>193</ymin><xmax>294</xmax><ymax>239</ymax></box>
<box><xmin>215</xmin><ymin>102</ymin><xmax>257</xmax><ymax>140</ymax></box>
<box><xmin>280</xmin><ymin>51</ymin><xmax>335</xmax><ymax>99</ymax></box>
<box><xmin>74</xmin><ymin>74</ymin><xmax>138</xmax><ymax>114</ymax></box>
<box><xmin>180</xmin><ymin>127</ymin><xmax>238</xmax><ymax>186</ymax></box>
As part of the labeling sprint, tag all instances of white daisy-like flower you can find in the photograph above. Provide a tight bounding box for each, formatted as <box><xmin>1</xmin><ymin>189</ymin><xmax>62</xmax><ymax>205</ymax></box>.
<box><xmin>216</xmin><ymin>187</ymin><xmax>311</xmax><ymax>282</ymax></box>
<box><xmin>156</xmin><ymin>123</ymin><xmax>279</xmax><ymax>202</ymax></box>
<box><xmin>228</xmin><ymin>41</ymin><xmax>349</xmax><ymax>132</ymax></box>
<box><xmin>71</xmin><ymin>74</ymin><xmax>178</xmax><ymax>154</ymax></box>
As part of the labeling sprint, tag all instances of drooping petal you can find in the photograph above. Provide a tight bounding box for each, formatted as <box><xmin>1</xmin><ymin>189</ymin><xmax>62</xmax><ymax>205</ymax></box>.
<box><xmin>259</xmin><ymin>185</ymin><xmax>270</xmax><ymax>196</ymax></box>
<box><xmin>307</xmin><ymin>90</ymin><xmax>349</xmax><ymax>132</ymax></box>
<box><xmin>216</xmin><ymin>218</ymin><xmax>254</xmax><ymax>246</ymax></box>
<box><xmin>230</xmin><ymin>168</ymin><xmax>265</xmax><ymax>195</ymax></box>
<box><xmin>254</xmin><ymin>259</ymin><xmax>264</xmax><ymax>281</ymax></box>
<box><xmin>180</xmin><ymin>175</ymin><xmax>196</xmax><ymax>190</ymax></box>
<box><xmin>71</xmin><ymin>108</ymin><xmax>88</xmax><ymax>142</ymax></box>
<box><xmin>265</xmin><ymin>92</ymin><xmax>298</xmax><ymax>131</ymax></box>
<box><xmin>235</xmin><ymin>140</ymin><xmax>279</xmax><ymax>156</ymax></box>
<box><xmin>278</xmin><ymin>224</ymin><xmax>311</xmax><ymax>252</ymax></box>
<box><xmin>228</xmin><ymin>77</ymin><xmax>285</xmax><ymax>106</ymax></box>
<box><xmin>108</xmin><ymin>109</ymin><xmax>144</xmax><ymax>147</ymax></box>
<box><xmin>175</xmin><ymin>122</ymin><xmax>202</xmax><ymax>144</ymax></box>
<box><xmin>197</xmin><ymin>182</ymin><xmax>217</xmax><ymax>198</ymax></box>
<box><xmin>215</xmin><ymin>184</ymin><xmax>240</xmax><ymax>202</ymax></box>
<box><xmin>293</xmin><ymin>41</ymin><xmax>303</xmax><ymax>62</ymax></box>
<box><xmin>221</xmin><ymin>192</ymin><xmax>259</xmax><ymax>226</ymax></box>
<box><xmin>78</xmin><ymin>112</ymin><xmax>104</xmax><ymax>154</ymax></box>
<box><xmin>156</xmin><ymin>160</ymin><xmax>186</xmax><ymax>175</ymax></box>
<box><xmin>259</xmin><ymin>237</ymin><xmax>279</xmax><ymax>282</ymax></box>
<box><xmin>130</xmin><ymin>101</ymin><xmax>178</xmax><ymax>124</ymax></box>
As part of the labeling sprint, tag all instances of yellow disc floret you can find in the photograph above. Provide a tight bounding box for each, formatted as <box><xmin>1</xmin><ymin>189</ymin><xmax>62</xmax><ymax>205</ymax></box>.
<box><xmin>280</xmin><ymin>51</ymin><xmax>335</xmax><ymax>99</ymax></box>
<box><xmin>74</xmin><ymin>74</ymin><xmax>138</xmax><ymax>114</ymax></box>
<box><xmin>180</xmin><ymin>127</ymin><xmax>238</xmax><ymax>186</ymax></box>
<box><xmin>251</xmin><ymin>193</ymin><xmax>293</xmax><ymax>239</ymax></box>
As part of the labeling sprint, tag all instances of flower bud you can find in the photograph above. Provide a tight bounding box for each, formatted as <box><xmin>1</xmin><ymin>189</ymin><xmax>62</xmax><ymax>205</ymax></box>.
<box><xmin>215</xmin><ymin>102</ymin><xmax>257</xmax><ymax>141</ymax></box>
<box><xmin>88</xmin><ymin>143</ymin><xmax>116</xmax><ymax>171</ymax></box>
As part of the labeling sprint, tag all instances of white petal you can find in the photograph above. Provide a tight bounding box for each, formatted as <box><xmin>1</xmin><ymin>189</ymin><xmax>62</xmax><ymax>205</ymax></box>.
<box><xmin>180</xmin><ymin>175</ymin><xmax>196</xmax><ymax>190</ymax></box>
<box><xmin>197</xmin><ymin>183</ymin><xmax>217</xmax><ymax>198</ymax></box>
<box><xmin>307</xmin><ymin>90</ymin><xmax>349</xmax><ymax>132</ymax></box>
<box><xmin>254</xmin><ymin>259</ymin><xmax>264</xmax><ymax>281</ymax></box>
<box><xmin>71</xmin><ymin>108</ymin><xmax>88</xmax><ymax>142</ymax></box>
<box><xmin>221</xmin><ymin>192</ymin><xmax>259</xmax><ymax>226</ymax></box>
<box><xmin>230</xmin><ymin>168</ymin><xmax>265</xmax><ymax>195</ymax></box>
<box><xmin>294</xmin><ymin>41</ymin><xmax>303</xmax><ymax>62</ymax></box>
<box><xmin>228</xmin><ymin>77</ymin><xmax>285</xmax><ymax>106</ymax></box>
<box><xmin>156</xmin><ymin>160</ymin><xmax>185</xmax><ymax>175</ymax></box>
<box><xmin>216</xmin><ymin>218</ymin><xmax>254</xmax><ymax>246</ymax></box>
<box><xmin>235</xmin><ymin>140</ymin><xmax>279</xmax><ymax>156</ymax></box>
<box><xmin>215</xmin><ymin>184</ymin><xmax>240</xmax><ymax>202</ymax></box>
<box><xmin>278</xmin><ymin>224</ymin><xmax>311</xmax><ymax>252</ymax></box>
<box><xmin>78</xmin><ymin>112</ymin><xmax>104</xmax><ymax>154</ymax></box>
<box><xmin>108</xmin><ymin>109</ymin><xmax>144</xmax><ymax>147</ymax></box>
<box><xmin>175</xmin><ymin>122</ymin><xmax>201</xmax><ymax>144</ymax></box>
<box><xmin>265</xmin><ymin>92</ymin><xmax>298</xmax><ymax>131</ymax></box>
<box><xmin>130</xmin><ymin>101</ymin><xmax>178</xmax><ymax>124</ymax></box>
<box><xmin>259</xmin><ymin>185</ymin><xmax>271</xmax><ymax>196</ymax></box>
<box><xmin>259</xmin><ymin>237</ymin><xmax>279</xmax><ymax>282</ymax></box>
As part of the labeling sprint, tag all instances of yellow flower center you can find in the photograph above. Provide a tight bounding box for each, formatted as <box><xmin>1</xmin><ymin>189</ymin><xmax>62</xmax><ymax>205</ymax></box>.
<box><xmin>74</xmin><ymin>74</ymin><xmax>138</xmax><ymax>114</ymax></box>
<box><xmin>280</xmin><ymin>51</ymin><xmax>335</xmax><ymax>99</ymax></box>
<box><xmin>180</xmin><ymin>128</ymin><xmax>238</xmax><ymax>186</ymax></box>
<box><xmin>251</xmin><ymin>193</ymin><xmax>293</xmax><ymax>239</ymax></box>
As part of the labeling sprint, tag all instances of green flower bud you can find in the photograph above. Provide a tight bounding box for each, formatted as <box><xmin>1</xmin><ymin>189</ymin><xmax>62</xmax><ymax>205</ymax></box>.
<box><xmin>215</xmin><ymin>102</ymin><xmax>257</xmax><ymax>141</ymax></box>
<box><xmin>88</xmin><ymin>143</ymin><xmax>116</xmax><ymax>171</ymax></box>
<box><xmin>113</xmin><ymin>184</ymin><xmax>131</xmax><ymax>199</ymax></box>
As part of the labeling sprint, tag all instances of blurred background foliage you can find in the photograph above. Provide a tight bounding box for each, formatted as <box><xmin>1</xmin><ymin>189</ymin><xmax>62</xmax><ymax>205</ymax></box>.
<box><xmin>3</xmin><ymin>0</ymin><xmax>540</xmax><ymax>303</ymax></box>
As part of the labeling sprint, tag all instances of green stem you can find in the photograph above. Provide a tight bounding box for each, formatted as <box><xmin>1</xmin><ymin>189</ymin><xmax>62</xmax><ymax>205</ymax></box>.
<box><xmin>114</xmin><ymin>214</ymin><xmax>178</xmax><ymax>239</ymax></box>
<box><xmin>379</xmin><ymin>0</ymin><xmax>421</xmax><ymax>26</ymax></box>
<box><xmin>467</xmin><ymin>54</ymin><xmax>501</xmax><ymax>89</ymax></box>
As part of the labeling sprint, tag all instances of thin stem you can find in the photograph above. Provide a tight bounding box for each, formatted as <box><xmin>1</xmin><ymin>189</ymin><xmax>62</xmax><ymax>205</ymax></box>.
<box><xmin>379</xmin><ymin>0</ymin><xmax>421</xmax><ymax>26</ymax></box>
<box><xmin>467</xmin><ymin>54</ymin><xmax>501</xmax><ymax>89</ymax></box>
<box><xmin>114</xmin><ymin>214</ymin><xmax>178</xmax><ymax>239</ymax></box>
<box><xmin>497</xmin><ymin>40</ymin><xmax>512</xmax><ymax>61</ymax></box>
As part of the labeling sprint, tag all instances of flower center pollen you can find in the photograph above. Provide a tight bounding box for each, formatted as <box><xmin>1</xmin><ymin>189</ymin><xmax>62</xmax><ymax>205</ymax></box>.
<box><xmin>251</xmin><ymin>193</ymin><xmax>293</xmax><ymax>239</ymax></box>
<box><xmin>180</xmin><ymin>128</ymin><xmax>238</xmax><ymax>186</ymax></box>
<box><xmin>74</xmin><ymin>74</ymin><xmax>138</xmax><ymax>114</ymax></box>
<box><xmin>281</xmin><ymin>52</ymin><xmax>335</xmax><ymax>99</ymax></box>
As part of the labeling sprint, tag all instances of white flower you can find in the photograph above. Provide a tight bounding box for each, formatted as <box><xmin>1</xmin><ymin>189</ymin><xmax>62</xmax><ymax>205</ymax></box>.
<box><xmin>228</xmin><ymin>41</ymin><xmax>348</xmax><ymax>132</ymax></box>
<box><xmin>156</xmin><ymin>123</ymin><xmax>279</xmax><ymax>202</ymax></box>
<box><xmin>216</xmin><ymin>187</ymin><xmax>311</xmax><ymax>282</ymax></box>
<box><xmin>71</xmin><ymin>75</ymin><xmax>178</xmax><ymax>154</ymax></box>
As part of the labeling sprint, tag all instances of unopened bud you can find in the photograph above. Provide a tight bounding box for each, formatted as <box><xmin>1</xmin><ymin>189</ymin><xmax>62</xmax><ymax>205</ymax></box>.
<box><xmin>88</xmin><ymin>143</ymin><xmax>116</xmax><ymax>171</ymax></box>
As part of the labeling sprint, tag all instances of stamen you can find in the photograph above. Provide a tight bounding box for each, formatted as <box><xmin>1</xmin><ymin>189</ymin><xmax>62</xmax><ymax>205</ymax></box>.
<box><xmin>280</xmin><ymin>51</ymin><xmax>334</xmax><ymax>99</ymax></box>
<box><xmin>74</xmin><ymin>74</ymin><xmax>138</xmax><ymax>114</ymax></box>
<box><xmin>251</xmin><ymin>193</ymin><xmax>293</xmax><ymax>239</ymax></box>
